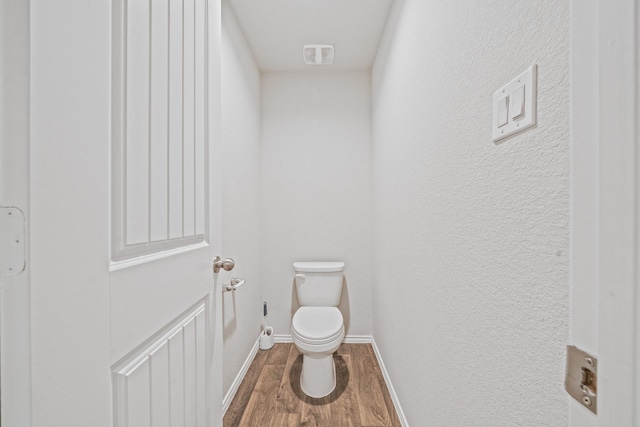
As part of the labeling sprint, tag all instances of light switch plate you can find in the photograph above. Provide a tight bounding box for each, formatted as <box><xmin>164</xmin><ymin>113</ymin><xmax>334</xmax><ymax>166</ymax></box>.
<box><xmin>492</xmin><ymin>64</ymin><xmax>537</xmax><ymax>143</ymax></box>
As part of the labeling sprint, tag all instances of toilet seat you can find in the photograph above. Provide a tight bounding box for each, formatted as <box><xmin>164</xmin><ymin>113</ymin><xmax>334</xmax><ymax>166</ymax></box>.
<box><xmin>292</xmin><ymin>324</ymin><xmax>345</xmax><ymax>347</ymax></box>
<box><xmin>292</xmin><ymin>307</ymin><xmax>343</xmax><ymax>344</ymax></box>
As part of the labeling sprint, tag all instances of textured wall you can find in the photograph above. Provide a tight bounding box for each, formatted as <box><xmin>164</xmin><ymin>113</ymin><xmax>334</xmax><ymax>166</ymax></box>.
<box><xmin>221</xmin><ymin>0</ymin><xmax>262</xmax><ymax>397</ymax></box>
<box><xmin>371</xmin><ymin>1</ymin><xmax>570</xmax><ymax>425</ymax></box>
<box><xmin>260</xmin><ymin>72</ymin><xmax>373</xmax><ymax>337</ymax></box>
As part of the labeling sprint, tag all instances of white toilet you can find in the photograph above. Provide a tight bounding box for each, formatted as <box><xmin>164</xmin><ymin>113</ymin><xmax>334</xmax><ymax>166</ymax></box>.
<box><xmin>291</xmin><ymin>261</ymin><xmax>345</xmax><ymax>398</ymax></box>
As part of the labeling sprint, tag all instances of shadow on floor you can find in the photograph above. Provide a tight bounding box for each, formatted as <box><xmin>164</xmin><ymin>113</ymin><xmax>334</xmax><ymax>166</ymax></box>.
<box><xmin>288</xmin><ymin>353</ymin><xmax>350</xmax><ymax>405</ymax></box>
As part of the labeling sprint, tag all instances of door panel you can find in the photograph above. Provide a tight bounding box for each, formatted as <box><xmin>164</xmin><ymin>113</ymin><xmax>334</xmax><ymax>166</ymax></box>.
<box><xmin>109</xmin><ymin>0</ymin><xmax>219</xmax><ymax>424</ymax></box>
<box><xmin>111</xmin><ymin>0</ymin><xmax>208</xmax><ymax>261</ymax></box>
<box><xmin>112</xmin><ymin>302</ymin><xmax>207</xmax><ymax>427</ymax></box>
<box><xmin>110</xmin><ymin>248</ymin><xmax>210</xmax><ymax>362</ymax></box>
<box><xmin>27</xmin><ymin>0</ymin><xmax>223</xmax><ymax>425</ymax></box>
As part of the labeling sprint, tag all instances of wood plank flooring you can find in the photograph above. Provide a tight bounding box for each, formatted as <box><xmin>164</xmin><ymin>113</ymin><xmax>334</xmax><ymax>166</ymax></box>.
<box><xmin>224</xmin><ymin>343</ymin><xmax>401</xmax><ymax>427</ymax></box>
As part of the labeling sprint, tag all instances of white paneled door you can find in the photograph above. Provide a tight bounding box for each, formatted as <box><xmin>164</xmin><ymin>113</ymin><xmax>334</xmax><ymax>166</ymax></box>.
<box><xmin>1</xmin><ymin>0</ymin><xmax>223</xmax><ymax>426</ymax></box>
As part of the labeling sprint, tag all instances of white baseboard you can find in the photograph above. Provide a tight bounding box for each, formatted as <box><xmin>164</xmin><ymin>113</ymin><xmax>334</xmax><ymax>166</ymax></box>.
<box><xmin>343</xmin><ymin>335</ymin><xmax>372</xmax><ymax>344</ymax></box>
<box><xmin>223</xmin><ymin>334</ymin><xmax>409</xmax><ymax>427</ymax></box>
<box><xmin>371</xmin><ymin>337</ymin><xmax>409</xmax><ymax>427</ymax></box>
<box><xmin>222</xmin><ymin>336</ymin><xmax>260</xmax><ymax>415</ymax></box>
<box><xmin>273</xmin><ymin>334</ymin><xmax>293</xmax><ymax>343</ymax></box>
<box><xmin>274</xmin><ymin>334</ymin><xmax>373</xmax><ymax>344</ymax></box>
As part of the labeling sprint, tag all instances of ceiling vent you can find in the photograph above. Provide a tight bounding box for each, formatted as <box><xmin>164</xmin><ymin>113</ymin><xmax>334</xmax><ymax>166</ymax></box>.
<box><xmin>303</xmin><ymin>45</ymin><xmax>334</xmax><ymax>65</ymax></box>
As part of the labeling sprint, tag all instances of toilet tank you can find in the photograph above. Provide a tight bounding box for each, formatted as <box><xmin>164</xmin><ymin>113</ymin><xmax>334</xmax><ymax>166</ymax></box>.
<box><xmin>293</xmin><ymin>261</ymin><xmax>344</xmax><ymax>307</ymax></box>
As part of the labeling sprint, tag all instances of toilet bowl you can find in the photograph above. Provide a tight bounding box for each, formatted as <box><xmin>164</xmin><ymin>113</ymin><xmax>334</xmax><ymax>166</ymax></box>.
<box><xmin>291</xmin><ymin>261</ymin><xmax>345</xmax><ymax>398</ymax></box>
<box><xmin>292</xmin><ymin>307</ymin><xmax>345</xmax><ymax>397</ymax></box>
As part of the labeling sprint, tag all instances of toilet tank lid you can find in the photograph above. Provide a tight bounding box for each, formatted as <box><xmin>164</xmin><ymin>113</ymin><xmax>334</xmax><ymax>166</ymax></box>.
<box><xmin>293</xmin><ymin>261</ymin><xmax>345</xmax><ymax>273</ymax></box>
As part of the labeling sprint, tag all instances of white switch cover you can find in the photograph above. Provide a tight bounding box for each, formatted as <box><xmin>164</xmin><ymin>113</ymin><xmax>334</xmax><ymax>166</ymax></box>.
<box><xmin>492</xmin><ymin>64</ymin><xmax>537</xmax><ymax>142</ymax></box>
<box><xmin>511</xmin><ymin>85</ymin><xmax>525</xmax><ymax>119</ymax></box>
<box><xmin>497</xmin><ymin>95</ymin><xmax>509</xmax><ymax>127</ymax></box>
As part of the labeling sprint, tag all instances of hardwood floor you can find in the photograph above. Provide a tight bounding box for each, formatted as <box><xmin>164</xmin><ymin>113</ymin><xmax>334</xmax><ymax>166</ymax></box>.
<box><xmin>224</xmin><ymin>343</ymin><xmax>401</xmax><ymax>427</ymax></box>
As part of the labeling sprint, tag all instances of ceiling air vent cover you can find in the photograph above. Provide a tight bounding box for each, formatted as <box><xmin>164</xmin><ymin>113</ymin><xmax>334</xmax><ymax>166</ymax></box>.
<box><xmin>303</xmin><ymin>45</ymin><xmax>334</xmax><ymax>65</ymax></box>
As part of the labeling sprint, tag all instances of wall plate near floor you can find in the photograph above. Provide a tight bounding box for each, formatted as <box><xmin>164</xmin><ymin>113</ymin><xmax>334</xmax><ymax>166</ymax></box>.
<box><xmin>492</xmin><ymin>65</ymin><xmax>538</xmax><ymax>143</ymax></box>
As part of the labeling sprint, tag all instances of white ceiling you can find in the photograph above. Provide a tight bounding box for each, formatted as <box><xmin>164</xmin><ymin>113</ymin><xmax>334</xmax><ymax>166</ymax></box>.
<box><xmin>228</xmin><ymin>0</ymin><xmax>392</xmax><ymax>72</ymax></box>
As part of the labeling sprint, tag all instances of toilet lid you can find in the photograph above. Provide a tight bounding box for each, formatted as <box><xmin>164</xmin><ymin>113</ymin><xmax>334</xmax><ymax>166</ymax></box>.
<box><xmin>292</xmin><ymin>307</ymin><xmax>343</xmax><ymax>340</ymax></box>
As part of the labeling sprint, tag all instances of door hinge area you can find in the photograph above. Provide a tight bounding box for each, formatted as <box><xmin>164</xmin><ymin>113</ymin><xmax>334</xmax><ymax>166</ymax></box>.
<box><xmin>565</xmin><ymin>345</ymin><xmax>597</xmax><ymax>414</ymax></box>
<box><xmin>0</xmin><ymin>206</ymin><xmax>26</xmax><ymax>277</ymax></box>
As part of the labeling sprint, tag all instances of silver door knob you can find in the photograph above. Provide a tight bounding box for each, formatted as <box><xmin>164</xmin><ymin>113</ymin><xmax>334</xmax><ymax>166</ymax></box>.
<box><xmin>213</xmin><ymin>256</ymin><xmax>235</xmax><ymax>273</ymax></box>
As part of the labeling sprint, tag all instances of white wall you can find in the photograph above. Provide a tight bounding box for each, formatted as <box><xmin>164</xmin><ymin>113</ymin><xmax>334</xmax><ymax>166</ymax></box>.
<box><xmin>260</xmin><ymin>72</ymin><xmax>373</xmax><ymax>337</ymax></box>
<box><xmin>372</xmin><ymin>1</ymin><xmax>570</xmax><ymax>425</ymax></box>
<box><xmin>221</xmin><ymin>1</ymin><xmax>262</xmax><ymax>397</ymax></box>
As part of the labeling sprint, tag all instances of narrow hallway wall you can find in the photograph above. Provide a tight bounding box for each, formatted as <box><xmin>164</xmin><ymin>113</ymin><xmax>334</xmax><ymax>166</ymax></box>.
<box><xmin>260</xmin><ymin>72</ymin><xmax>373</xmax><ymax>338</ymax></box>
<box><xmin>221</xmin><ymin>0</ymin><xmax>262</xmax><ymax>398</ymax></box>
<box><xmin>371</xmin><ymin>1</ymin><xmax>570</xmax><ymax>425</ymax></box>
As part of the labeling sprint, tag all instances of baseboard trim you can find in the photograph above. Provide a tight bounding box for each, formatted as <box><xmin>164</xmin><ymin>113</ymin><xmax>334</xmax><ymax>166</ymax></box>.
<box><xmin>371</xmin><ymin>337</ymin><xmax>409</xmax><ymax>427</ymax></box>
<box><xmin>274</xmin><ymin>334</ymin><xmax>373</xmax><ymax>344</ymax></box>
<box><xmin>343</xmin><ymin>335</ymin><xmax>372</xmax><ymax>344</ymax></box>
<box><xmin>222</xmin><ymin>336</ymin><xmax>260</xmax><ymax>415</ymax></box>
<box><xmin>273</xmin><ymin>334</ymin><xmax>293</xmax><ymax>343</ymax></box>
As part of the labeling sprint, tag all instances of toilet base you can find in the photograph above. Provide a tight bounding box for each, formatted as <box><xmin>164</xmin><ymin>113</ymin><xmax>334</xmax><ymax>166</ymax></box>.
<box><xmin>300</xmin><ymin>353</ymin><xmax>336</xmax><ymax>398</ymax></box>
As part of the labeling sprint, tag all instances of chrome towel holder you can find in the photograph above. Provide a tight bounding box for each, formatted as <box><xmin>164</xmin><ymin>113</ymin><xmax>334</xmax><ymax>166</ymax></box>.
<box><xmin>224</xmin><ymin>277</ymin><xmax>245</xmax><ymax>292</ymax></box>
